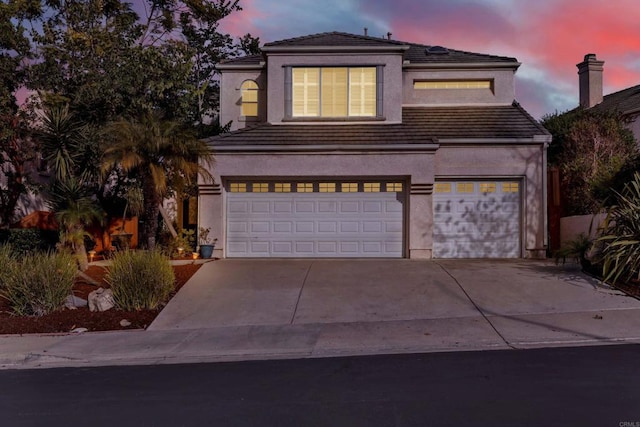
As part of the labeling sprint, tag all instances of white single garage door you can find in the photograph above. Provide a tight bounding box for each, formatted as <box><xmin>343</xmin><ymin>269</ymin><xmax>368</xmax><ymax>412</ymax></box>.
<box><xmin>433</xmin><ymin>181</ymin><xmax>521</xmax><ymax>258</ymax></box>
<box><xmin>226</xmin><ymin>181</ymin><xmax>404</xmax><ymax>258</ymax></box>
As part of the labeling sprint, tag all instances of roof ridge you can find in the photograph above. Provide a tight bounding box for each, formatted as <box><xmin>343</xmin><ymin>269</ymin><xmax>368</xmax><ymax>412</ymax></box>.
<box><xmin>511</xmin><ymin>100</ymin><xmax>550</xmax><ymax>135</ymax></box>
<box><xmin>264</xmin><ymin>30</ymin><xmax>407</xmax><ymax>47</ymax></box>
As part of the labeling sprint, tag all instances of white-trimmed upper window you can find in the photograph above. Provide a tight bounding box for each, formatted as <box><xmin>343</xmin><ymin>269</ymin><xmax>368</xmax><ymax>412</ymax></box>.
<box><xmin>291</xmin><ymin>67</ymin><xmax>377</xmax><ymax>118</ymax></box>
<box><xmin>241</xmin><ymin>80</ymin><xmax>259</xmax><ymax>117</ymax></box>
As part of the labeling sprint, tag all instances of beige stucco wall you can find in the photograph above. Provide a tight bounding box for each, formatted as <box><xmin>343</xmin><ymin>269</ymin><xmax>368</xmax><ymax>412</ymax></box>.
<box><xmin>434</xmin><ymin>144</ymin><xmax>547</xmax><ymax>257</ymax></box>
<box><xmin>219</xmin><ymin>69</ymin><xmax>267</xmax><ymax>132</ymax></box>
<box><xmin>560</xmin><ymin>213</ymin><xmax>607</xmax><ymax>245</ymax></box>
<box><xmin>402</xmin><ymin>68</ymin><xmax>516</xmax><ymax>105</ymax></box>
<box><xmin>199</xmin><ymin>143</ymin><xmax>547</xmax><ymax>259</ymax></box>
<box><xmin>199</xmin><ymin>151</ymin><xmax>436</xmax><ymax>259</ymax></box>
<box><xmin>265</xmin><ymin>53</ymin><xmax>404</xmax><ymax>124</ymax></box>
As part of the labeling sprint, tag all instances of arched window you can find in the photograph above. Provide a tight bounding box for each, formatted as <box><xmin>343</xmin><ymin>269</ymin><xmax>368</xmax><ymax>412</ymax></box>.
<box><xmin>241</xmin><ymin>80</ymin><xmax>259</xmax><ymax>117</ymax></box>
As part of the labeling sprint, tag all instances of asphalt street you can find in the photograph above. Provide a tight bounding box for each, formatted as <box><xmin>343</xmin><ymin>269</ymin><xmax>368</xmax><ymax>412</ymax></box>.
<box><xmin>2</xmin><ymin>344</ymin><xmax>640</xmax><ymax>426</ymax></box>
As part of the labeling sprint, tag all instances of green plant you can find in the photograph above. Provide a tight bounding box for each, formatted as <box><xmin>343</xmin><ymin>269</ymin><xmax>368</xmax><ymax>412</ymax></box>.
<box><xmin>0</xmin><ymin>251</ymin><xmax>77</xmax><ymax>316</ymax></box>
<box><xmin>6</xmin><ymin>228</ymin><xmax>59</xmax><ymax>255</ymax></box>
<box><xmin>106</xmin><ymin>250</ymin><xmax>175</xmax><ymax>310</ymax></box>
<box><xmin>554</xmin><ymin>233</ymin><xmax>593</xmax><ymax>269</ymax></box>
<box><xmin>161</xmin><ymin>228</ymin><xmax>195</xmax><ymax>257</ymax></box>
<box><xmin>0</xmin><ymin>244</ymin><xmax>16</xmax><ymax>290</ymax></box>
<box><xmin>599</xmin><ymin>172</ymin><xmax>640</xmax><ymax>284</ymax></box>
<box><xmin>198</xmin><ymin>226</ymin><xmax>216</xmax><ymax>245</ymax></box>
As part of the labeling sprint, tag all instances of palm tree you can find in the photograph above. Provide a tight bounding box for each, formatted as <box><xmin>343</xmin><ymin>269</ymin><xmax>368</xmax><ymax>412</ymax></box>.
<box><xmin>102</xmin><ymin>113</ymin><xmax>214</xmax><ymax>249</ymax></box>
<box><xmin>48</xmin><ymin>178</ymin><xmax>104</xmax><ymax>271</ymax></box>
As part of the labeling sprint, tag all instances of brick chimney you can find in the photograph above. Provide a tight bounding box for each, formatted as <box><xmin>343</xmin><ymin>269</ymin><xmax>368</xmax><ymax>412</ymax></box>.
<box><xmin>576</xmin><ymin>53</ymin><xmax>604</xmax><ymax>108</ymax></box>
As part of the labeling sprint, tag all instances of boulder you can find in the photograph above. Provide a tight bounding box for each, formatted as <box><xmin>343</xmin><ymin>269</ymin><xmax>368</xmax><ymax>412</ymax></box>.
<box><xmin>88</xmin><ymin>288</ymin><xmax>115</xmax><ymax>312</ymax></box>
<box><xmin>64</xmin><ymin>295</ymin><xmax>88</xmax><ymax>310</ymax></box>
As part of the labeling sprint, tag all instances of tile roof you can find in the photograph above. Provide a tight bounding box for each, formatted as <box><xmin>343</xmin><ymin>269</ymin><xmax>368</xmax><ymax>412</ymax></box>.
<box><xmin>218</xmin><ymin>54</ymin><xmax>263</xmax><ymax>66</ymax></box>
<box><xmin>206</xmin><ymin>103</ymin><xmax>548</xmax><ymax>148</ymax></box>
<box><xmin>259</xmin><ymin>31</ymin><xmax>517</xmax><ymax>65</ymax></box>
<box><xmin>591</xmin><ymin>84</ymin><xmax>640</xmax><ymax>115</ymax></box>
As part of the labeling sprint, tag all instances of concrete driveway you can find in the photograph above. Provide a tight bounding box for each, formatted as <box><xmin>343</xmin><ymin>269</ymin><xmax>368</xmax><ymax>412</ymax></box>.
<box><xmin>149</xmin><ymin>259</ymin><xmax>640</xmax><ymax>354</ymax></box>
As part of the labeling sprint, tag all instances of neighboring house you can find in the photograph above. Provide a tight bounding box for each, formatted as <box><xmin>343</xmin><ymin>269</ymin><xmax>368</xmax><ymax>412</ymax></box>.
<box><xmin>200</xmin><ymin>31</ymin><xmax>550</xmax><ymax>259</ymax></box>
<box><xmin>577</xmin><ymin>53</ymin><xmax>640</xmax><ymax>139</ymax></box>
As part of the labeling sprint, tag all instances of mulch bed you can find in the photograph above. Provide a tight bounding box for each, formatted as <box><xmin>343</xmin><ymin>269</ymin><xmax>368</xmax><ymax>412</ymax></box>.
<box><xmin>0</xmin><ymin>263</ymin><xmax>201</xmax><ymax>335</ymax></box>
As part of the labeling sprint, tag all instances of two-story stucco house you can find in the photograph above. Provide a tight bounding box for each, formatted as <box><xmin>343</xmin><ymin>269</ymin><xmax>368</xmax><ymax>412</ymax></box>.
<box><xmin>199</xmin><ymin>31</ymin><xmax>551</xmax><ymax>259</ymax></box>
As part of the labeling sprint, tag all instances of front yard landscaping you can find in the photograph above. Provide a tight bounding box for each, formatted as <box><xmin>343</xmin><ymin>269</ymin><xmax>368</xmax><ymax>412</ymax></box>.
<box><xmin>0</xmin><ymin>259</ymin><xmax>201</xmax><ymax>335</ymax></box>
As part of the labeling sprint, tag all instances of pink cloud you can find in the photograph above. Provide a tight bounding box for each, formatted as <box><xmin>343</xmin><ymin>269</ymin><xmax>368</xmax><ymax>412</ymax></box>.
<box><xmin>218</xmin><ymin>0</ymin><xmax>266</xmax><ymax>38</ymax></box>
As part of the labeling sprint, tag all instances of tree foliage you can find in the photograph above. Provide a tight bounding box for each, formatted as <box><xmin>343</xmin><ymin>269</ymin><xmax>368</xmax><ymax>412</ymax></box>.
<box><xmin>542</xmin><ymin>108</ymin><xmax>638</xmax><ymax>215</ymax></box>
<box><xmin>3</xmin><ymin>0</ymin><xmax>257</xmax><ymax>232</ymax></box>
<box><xmin>102</xmin><ymin>113</ymin><xmax>214</xmax><ymax>249</ymax></box>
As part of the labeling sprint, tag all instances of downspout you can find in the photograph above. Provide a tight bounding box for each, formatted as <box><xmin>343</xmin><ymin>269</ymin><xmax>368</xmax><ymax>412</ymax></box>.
<box><xmin>542</xmin><ymin>140</ymin><xmax>549</xmax><ymax>252</ymax></box>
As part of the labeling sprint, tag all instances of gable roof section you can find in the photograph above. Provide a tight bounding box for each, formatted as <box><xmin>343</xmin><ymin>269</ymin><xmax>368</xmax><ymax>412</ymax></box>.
<box><xmin>206</xmin><ymin>102</ymin><xmax>548</xmax><ymax>149</ymax></box>
<box><xmin>260</xmin><ymin>31</ymin><xmax>517</xmax><ymax>65</ymax></box>
<box><xmin>591</xmin><ymin>84</ymin><xmax>640</xmax><ymax>115</ymax></box>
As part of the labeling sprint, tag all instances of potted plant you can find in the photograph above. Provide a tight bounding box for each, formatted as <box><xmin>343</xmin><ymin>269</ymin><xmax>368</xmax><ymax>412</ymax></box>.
<box><xmin>198</xmin><ymin>227</ymin><xmax>217</xmax><ymax>259</ymax></box>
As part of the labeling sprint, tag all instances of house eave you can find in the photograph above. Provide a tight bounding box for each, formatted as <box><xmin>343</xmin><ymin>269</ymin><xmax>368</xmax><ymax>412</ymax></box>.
<box><xmin>438</xmin><ymin>136</ymin><xmax>550</xmax><ymax>145</ymax></box>
<box><xmin>403</xmin><ymin>62</ymin><xmax>521</xmax><ymax>70</ymax></box>
<box><xmin>216</xmin><ymin>62</ymin><xmax>266</xmax><ymax>70</ymax></box>
<box><xmin>211</xmin><ymin>143</ymin><xmax>440</xmax><ymax>154</ymax></box>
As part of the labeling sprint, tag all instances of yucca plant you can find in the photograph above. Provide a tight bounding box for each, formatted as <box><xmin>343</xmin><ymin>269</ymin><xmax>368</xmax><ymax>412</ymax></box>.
<box><xmin>598</xmin><ymin>172</ymin><xmax>640</xmax><ymax>284</ymax></box>
<box><xmin>106</xmin><ymin>250</ymin><xmax>175</xmax><ymax>311</ymax></box>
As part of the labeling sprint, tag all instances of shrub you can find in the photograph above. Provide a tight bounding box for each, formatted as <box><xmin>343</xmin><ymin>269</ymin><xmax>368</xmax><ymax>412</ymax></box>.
<box><xmin>106</xmin><ymin>250</ymin><xmax>175</xmax><ymax>310</ymax></box>
<box><xmin>599</xmin><ymin>172</ymin><xmax>640</xmax><ymax>284</ymax></box>
<box><xmin>6</xmin><ymin>228</ymin><xmax>59</xmax><ymax>255</ymax></box>
<box><xmin>554</xmin><ymin>233</ymin><xmax>593</xmax><ymax>270</ymax></box>
<box><xmin>0</xmin><ymin>244</ymin><xmax>16</xmax><ymax>290</ymax></box>
<box><xmin>0</xmin><ymin>251</ymin><xmax>77</xmax><ymax>316</ymax></box>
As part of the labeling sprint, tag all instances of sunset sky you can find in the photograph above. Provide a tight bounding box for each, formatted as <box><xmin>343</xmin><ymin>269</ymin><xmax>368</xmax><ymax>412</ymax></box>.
<box><xmin>219</xmin><ymin>0</ymin><xmax>640</xmax><ymax>119</ymax></box>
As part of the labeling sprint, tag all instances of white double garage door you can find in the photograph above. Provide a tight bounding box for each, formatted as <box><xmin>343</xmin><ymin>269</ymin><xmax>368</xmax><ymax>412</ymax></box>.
<box><xmin>225</xmin><ymin>180</ymin><xmax>521</xmax><ymax>258</ymax></box>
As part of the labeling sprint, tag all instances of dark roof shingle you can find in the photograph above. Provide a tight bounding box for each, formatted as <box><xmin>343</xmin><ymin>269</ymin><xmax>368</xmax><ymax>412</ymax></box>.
<box><xmin>206</xmin><ymin>103</ymin><xmax>548</xmax><ymax>147</ymax></box>
<box><xmin>262</xmin><ymin>31</ymin><xmax>517</xmax><ymax>65</ymax></box>
<box><xmin>591</xmin><ymin>84</ymin><xmax>640</xmax><ymax>115</ymax></box>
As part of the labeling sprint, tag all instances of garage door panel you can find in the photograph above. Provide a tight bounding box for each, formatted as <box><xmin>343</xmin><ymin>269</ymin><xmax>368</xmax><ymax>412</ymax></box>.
<box><xmin>227</xmin><ymin>190</ymin><xmax>403</xmax><ymax>258</ymax></box>
<box><xmin>434</xmin><ymin>180</ymin><xmax>520</xmax><ymax>258</ymax></box>
<box><xmin>295</xmin><ymin>201</ymin><xmax>314</xmax><ymax>213</ymax></box>
<box><xmin>318</xmin><ymin>221</ymin><xmax>337</xmax><ymax>233</ymax></box>
<box><xmin>274</xmin><ymin>201</ymin><xmax>293</xmax><ymax>213</ymax></box>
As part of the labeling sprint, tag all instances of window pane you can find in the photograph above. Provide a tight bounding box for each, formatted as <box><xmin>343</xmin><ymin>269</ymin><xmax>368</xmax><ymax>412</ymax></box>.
<box><xmin>349</xmin><ymin>67</ymin><xmax>376</xmax><ymax>117</ymax></box>
<box><xmin>292</xmin><ymin>68</ymin><xmax>319</xmax><ymax>117</ymax></box>
<box><xmin>230</xmin><ymin>183</ymin><xmax>246</xmax><ymax>193</ymax></box>
<box><xmin>341</xmin><ymin>183</ymin><xmax>358</xmax><ymax>192</ymax></box>
<box><xmin>274</xmin><ymin>183</ymin><xmax>291</xmax><ymax>193</ymax></box>
<box><xmin>456</xmin><ymin>183</ymin><xmax>474</xmax><ymax>193</ymax></box>
<box><xmin>252</xmin><ymin>183</ymin><xmax>269</xmax><ymax>192</ymax></box>
<box><xmin>364</xmin><ymin>183</ymin><xmax>380</xmax><ymax>192</ymax></box>
<box><xmin>480</xmin><ymin>183</ymin><xmax>496</xmax><ymax>193</ymax></box>
<box><xmin>502</xmin><ymin>182</ymin><xmax>519</xmax><ymax>193</ymax></box>
<box><xmin>241</xmin><ymin>81</ymin><xmax>259</xmax><ymax>117</ymax></box>
<box><xmin>386</xmin><ymin>183</ymin><xmax>403</xmax><ymax>192</ymax></box>
<box><xmin>241</xmin><ymin>103</ymin><xmax>258</xmax><ymax>117</ymax></box>
<box><xmin>321</xmin><ymin>68</ymin><xmax>348</xmax><ymax>117</ymax></box>
<box><xmin>414</xmin><ymin>80</ymin><xmax>492</xmax><ymax>89</ymax></box>
<box><xmin>297</xmin><ymin>183</ymin><xmax>314</xmax><ymax>193</ymax></box>
<box><xmin>435</xmin><ymin>183</ymin><xmax>451</xmax><ymax>193</ymax></box>
<box><xmin>319</xmin><ymin>182</ymin><xmax>336</xmax><ymax>192</ymax></box>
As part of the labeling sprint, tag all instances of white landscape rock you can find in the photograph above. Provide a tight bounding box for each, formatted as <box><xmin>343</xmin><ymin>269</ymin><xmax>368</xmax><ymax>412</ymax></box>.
<box><xmin>88</xmin><ymin>288</ymin><xmax>115</xmax><ymax>312</ymax></box>
<box><xmin>64</xmin><ymin>295</ymin><xmax>88</xmax><ymax>310</ymax></box>
<box><xmin>119</xmin><ymin>319</ymin><xmax>132</xmax><ymax>327</ymax></box>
